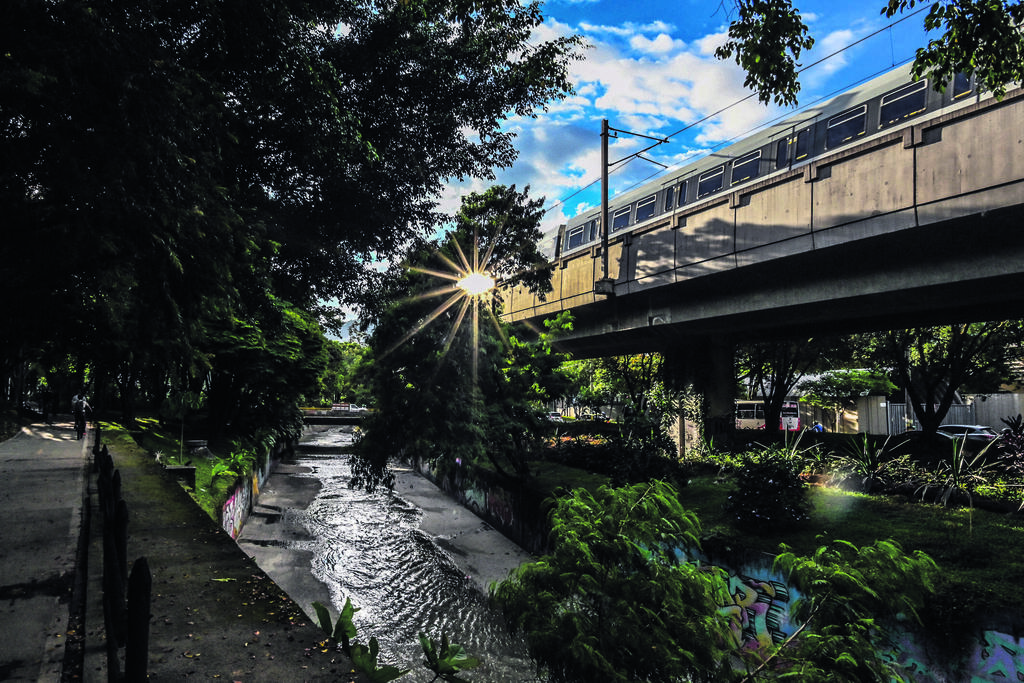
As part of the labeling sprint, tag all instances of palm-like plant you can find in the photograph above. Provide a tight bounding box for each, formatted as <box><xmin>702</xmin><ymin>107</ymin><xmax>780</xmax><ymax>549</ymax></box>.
<box><xmin>916</xmin><ymin>436</ymin><xmax>1002</xmax><ymax>533</ymax></box>
<box><xmin>834</xmin><ymin>434</ymin><xmax>910</xmax><ymax>493</ymax></box>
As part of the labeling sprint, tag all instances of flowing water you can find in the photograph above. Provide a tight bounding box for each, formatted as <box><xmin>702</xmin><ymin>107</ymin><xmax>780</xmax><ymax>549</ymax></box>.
<box><xmin>291</xmin><ymin>427</ymin><xmax>540</xmax><ymax>682</ymax></box>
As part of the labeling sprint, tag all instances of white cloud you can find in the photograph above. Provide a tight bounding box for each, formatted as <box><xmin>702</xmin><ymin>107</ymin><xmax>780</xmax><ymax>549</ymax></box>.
<box><xmin>578</xmin><ymin>20</ymin><xmax>676</xmax><ymax>38</ymax></box>
<box><xmin>629</xmin><ymin>33</ymin><xmax>686</xmax><ymax>54</ymax></box>
<box><xmin>447</xmin><ymin>14</ymin><xmax>785</xmax><ymax>234</ymax></box>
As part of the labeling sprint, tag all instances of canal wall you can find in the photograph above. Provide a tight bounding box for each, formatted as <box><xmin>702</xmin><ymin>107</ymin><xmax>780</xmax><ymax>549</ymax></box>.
<box><xmin>411</xmin><ymin>455</ymin><xmax>1024</xmax><ymax>680</ymax></box>
<box><xmin>219</xmin><ymin>438</ymin><xmax>294</xmax><ymax>539</ymax></box>
<box><xmin>411</xmin><ymin>456</ymin><xmax>550</xmax><ymax>555</ymax></box>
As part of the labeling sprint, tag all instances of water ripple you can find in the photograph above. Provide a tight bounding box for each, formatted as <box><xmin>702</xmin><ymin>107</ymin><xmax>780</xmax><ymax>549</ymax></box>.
<box><xmin>291</xmin><ymin>449</ymin><xmax>541</xmax><ymax>682</ymax></box>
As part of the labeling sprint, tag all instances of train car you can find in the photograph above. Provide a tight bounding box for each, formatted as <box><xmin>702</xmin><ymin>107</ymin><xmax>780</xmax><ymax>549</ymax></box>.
<box><xmin>551</xmin><ymin>64</ymin><xmax>980</xmax><ymax>262</ymax></box>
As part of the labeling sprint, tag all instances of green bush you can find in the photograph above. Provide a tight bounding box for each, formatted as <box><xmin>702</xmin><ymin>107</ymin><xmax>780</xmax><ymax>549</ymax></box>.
<box><xmin>724</xmin><ymin>451</ymin><xmax>809</xmax><ymax>532</ymax></box>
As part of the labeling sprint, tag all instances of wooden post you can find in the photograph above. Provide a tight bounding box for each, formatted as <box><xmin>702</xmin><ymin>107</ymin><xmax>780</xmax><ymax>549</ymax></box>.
<box><xmin>125</xmin><ymin>557</ymin><xmax>152</xmax><ymax>682</ymax></box>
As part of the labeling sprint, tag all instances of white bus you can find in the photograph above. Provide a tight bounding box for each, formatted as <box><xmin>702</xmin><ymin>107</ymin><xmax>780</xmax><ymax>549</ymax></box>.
<box><xmin>735</xmin><ymin>400</ymin><xmax>801</xmax><ymax>431</ymax></box>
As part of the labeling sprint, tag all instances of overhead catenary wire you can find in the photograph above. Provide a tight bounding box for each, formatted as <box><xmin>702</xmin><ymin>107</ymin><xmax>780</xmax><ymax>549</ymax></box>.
<box><xmin>540</xmin><ymin>4</ymin><xmax>930</xmax><ymax>217</ymax></box>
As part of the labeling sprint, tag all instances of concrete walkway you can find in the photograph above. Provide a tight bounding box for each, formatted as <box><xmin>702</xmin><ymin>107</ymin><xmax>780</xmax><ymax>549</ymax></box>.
<box><xmin>1</xmin><ymin>420</ymin><xmax>535</xmax><ymax>682</ymax></box>
<box><xmin>0</xmin><ymin>421</ymin><xmax>88</xmax><ymax>682</ymax></box>
<box><xmin>0</xmin><ymin>421</ymin><xmax>364</xmax><ymax>682</ymax></box>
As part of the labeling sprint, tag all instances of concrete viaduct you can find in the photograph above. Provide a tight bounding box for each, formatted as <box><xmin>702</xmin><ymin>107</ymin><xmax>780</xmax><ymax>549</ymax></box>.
<box><xmin>501</xmin><ymin>85</ymin><xmax>1024</xmax><ymax>430</ymax></box>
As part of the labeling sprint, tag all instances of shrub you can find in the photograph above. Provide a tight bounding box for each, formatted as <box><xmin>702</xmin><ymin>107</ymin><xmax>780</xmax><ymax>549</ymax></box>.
<box><xmin>833</xmin><ymin>434</ymin><xmax>914</xmax><ymax>493</ymax></box>
<box><xmin>724</xmin><ymin>450</ymin><xmax>809</xmax><ymax>532</ymax></box>
<box><xmin>492</xmin><ymin>481</ymin><xmax>733</xmax><ymax>682</ymax></box>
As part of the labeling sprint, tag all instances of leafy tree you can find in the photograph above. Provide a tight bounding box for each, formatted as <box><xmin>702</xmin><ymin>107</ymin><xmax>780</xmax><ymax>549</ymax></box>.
<box><xmin>717</xmin><ymin>0</ymin><xmax>1024</xmax><ymax>105</ymax></box>
<box><xmin>202</xmin><ymin>298</ymin><xmax>330</xmax><ymax>448</ymax></box>
<box><xmin>353</xmin><ymin>185</ymin><xmax>561</xmax><ymax>490</ymax></box>
<box><xmin>798</xmin><ymin>369</ymin><xmax>897</xmax><ymax>431</ymax></box>
<box><xmin>715</xmin><ymin>0</ymin><xmax>815</xmax><ymax>106</ymax></box>
<box><xmin>866</xmin><ymin>322</ymin><xmax>1024</xmax><ymax>434</ymax></box>
<box><xmin>480</xmin><ymin>312</ymin><xmax>574</xmax><ymax>478</ymax></box>
<box><xmin>725</xmin><ymin>450</ymin><xmax>810</xmax><ymax>532</ymax></box>
<box><xmin>760</xmin><ymin>539</ymin><xmax>937</xmax><ymax>682</ymax></box>
<box><xmin>559</xmin><ymin>353</ymin><xmax>683</xmax><ymax>479</ymax></box>
<box><xmin>319</xmin><ymin>340</ymin><xmax>373</xmax><ymax>406</ymax></box>
<box><xmin>882</xmin><ymin>0</ymin><xmax>1024</xmax><ymax>100</ymax></box>
<box><xmin>494</xmin><ymin>480</ymin><xmax>940</xmax><ymax>682</ymax></box>
<box><xmin>1</xmin><ymin>1</ymin><xmax>581</xmax><ymax>413</ymax></box>
<box><xmin>560</xmin><ymin>358</ymin><xmax>612</xmax><ymax>414</ymax></box>
<box><xmin>737</xmin><ymin>337</ymin><xmax>848</xmax><ymax>434</ymax></box>
<box><xmin>491</xmin><ymin>481</ymin><xmax>735</xmax><ymax>683</ymax></box>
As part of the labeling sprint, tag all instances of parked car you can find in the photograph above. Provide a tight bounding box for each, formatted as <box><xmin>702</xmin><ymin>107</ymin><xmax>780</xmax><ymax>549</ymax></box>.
<box><xmin>546</xmin><ymin>412</ymin><xmax>564</xmax><ymax>423</ymax></box>
<box><xmin>935</xmin><ymin>424</ymin><xmax>999</xmax><ymax>451</ymax></box>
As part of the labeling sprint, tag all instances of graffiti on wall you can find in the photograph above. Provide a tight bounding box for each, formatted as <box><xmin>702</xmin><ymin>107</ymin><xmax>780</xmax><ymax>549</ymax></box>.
<box><xmin>221</xmin><ymin>477</ymin><xmax>252</xmax><ymax>539</ymax></box>
<box><xmin>718</xmin><ymin>572</ymin><xmax>792</xmax><ymax>651</ymax></box>
<box><xmin>710</xmin><ymin>561</ymin><xmax>1024</xmax><ymax>680</ymax></box>
<box><xmin>974</xmin><ymin>631</ymin><xmax>1024</xmax><ymax>681</ymax></box>
<box><xmin>420</xmin><ymin>460</ymin><xmax>1024</xmax><ymax>679</ymax></box>
<box><xmin>486</xmin><ymin>486</ymin><xmax>515</xmax><ymax>528</ymax></box>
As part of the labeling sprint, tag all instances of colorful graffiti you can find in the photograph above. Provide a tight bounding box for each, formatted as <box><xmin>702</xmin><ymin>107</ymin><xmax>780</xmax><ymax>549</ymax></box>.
<box><xmin>221</xmin><ymin>478</ymin><xmax>252</xmax><ymax>539</ymax></box>
<box><xmin>974</xmin><ymin>631</ymin><xmax>1024</xmax><ymax>681</ymax></box>
<box><xmin>718</xmin><ymin>573</ymin><xmax>792</xmax><ymax>651</ymax></box>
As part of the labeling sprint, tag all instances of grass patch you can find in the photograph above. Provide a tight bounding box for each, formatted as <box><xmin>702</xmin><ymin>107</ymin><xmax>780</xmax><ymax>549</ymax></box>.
<box><xmin>105</xmin><ymin>418</ymin><xmax>248</xmax><ymax>522</ymax></box>
<box><xmin>527</xmin><ymin>459</ymin><xmax>609</xmax><ymax>496</ymax></box>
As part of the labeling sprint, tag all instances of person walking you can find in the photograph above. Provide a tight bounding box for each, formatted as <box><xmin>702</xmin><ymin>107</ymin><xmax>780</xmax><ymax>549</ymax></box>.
<box><xmin>73</xmin><ymin>396</ymin><xmax>91</xmax><ymax>440</ymax></box>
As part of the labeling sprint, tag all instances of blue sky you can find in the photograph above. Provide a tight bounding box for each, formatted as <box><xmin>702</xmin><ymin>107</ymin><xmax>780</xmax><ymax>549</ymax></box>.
<box><xmin>439</xmin><ymin>0</ymin><xmax>935</xmax><ymax>239</ymax></box>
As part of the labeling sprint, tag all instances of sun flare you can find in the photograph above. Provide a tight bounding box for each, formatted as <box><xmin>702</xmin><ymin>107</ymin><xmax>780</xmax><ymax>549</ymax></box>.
<box><xmin>381</xmin><ymin>229</ymin><xmax>509</xmax><ymax>385</ymax></box>
<box><xmin>456</xmin><ymin>272</ymin><xmax>496</xmax><ymax>296</ymax></box>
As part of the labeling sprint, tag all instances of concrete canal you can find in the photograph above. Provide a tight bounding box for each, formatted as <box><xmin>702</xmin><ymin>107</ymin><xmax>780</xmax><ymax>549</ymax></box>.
<box><xmin>237</xmin><ymin>425</ymin><xmax>540</xmax><ymax>682</ymax></box>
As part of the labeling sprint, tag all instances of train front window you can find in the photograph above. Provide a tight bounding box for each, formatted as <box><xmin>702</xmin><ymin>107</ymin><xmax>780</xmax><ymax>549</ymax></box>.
<box><xmin>566</xmin><ymin>225</ymin><xmax>586</xmax><ymax>250</ymax></box>
<box><xmin>697</xmin><ymin>166</ymin><xmax>724</xmax><ymax>198</ymax></box>
<box><xmin>826</xmin><ymin>105</ymin><xmax>867</xmax><ymax>149</ymax></box>
<box><xmin>880</xmin><ymin>80</ymin><xmax>927</xmax><ymax>126</ymax></box>
<box><xmin>953</xmin><ymin>72</ymin><xmax>973</xmax><ymax>99</ymax></box>
<box><xmin>731</xmin><ymin>150</ymin><xmax>761</xmax><ymax>185</ymax></box>
<box><xmin>612</xmin><ymin>206</ymin><xmax>631</xmax><ymax>232</ymax></box>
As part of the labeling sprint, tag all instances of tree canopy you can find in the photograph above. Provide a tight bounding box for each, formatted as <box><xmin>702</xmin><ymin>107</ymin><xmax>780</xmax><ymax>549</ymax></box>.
<box><xmin>1</xmin><ymin>0</ymin><xmax>581</xmax><ymax>435</ymax></box>
<box><xmin>717</xmin><ymin>0</ymin><xmax>1024</xmax><ymax>105</ymax></box>
<box><xmin>866</xmin><ymin>322</ymin><xmax>1024</xmax><ymax>433</ymax></box>
<box><xmin>353</xmin><ymin>185</ymin><xmax>567</xmax><ymax>490</ymax></box>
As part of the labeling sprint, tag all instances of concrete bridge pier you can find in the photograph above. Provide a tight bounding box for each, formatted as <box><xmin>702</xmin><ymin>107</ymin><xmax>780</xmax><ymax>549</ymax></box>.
<box><xmin>664</xmin><ymin>335</ymin><xmax>736</xmax><ymax>456</ymax></box>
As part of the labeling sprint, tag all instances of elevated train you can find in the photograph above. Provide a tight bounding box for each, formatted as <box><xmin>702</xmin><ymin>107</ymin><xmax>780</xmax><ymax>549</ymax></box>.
<box><xmin>552</xmin><ymin>64</ymin><xmax>980</xmax><ymax>261</ymax></box>
<box><xmin>502</xmin><ymin>59</ymin><xmax>1024</xmax><ymax>352</ymax></box>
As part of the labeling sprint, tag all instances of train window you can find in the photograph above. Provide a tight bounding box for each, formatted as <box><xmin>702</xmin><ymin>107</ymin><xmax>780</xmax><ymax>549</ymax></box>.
<box><xmin>953</xmin><ymin>72</ymin><xmax>973</xmax><ymax>99</ymax></box>
<box><xmin>586</xmin><ymin>218</ymin><xmax>600</xmax><ymax>242</ymax></box>
<box><xmin>677</xmin><ymin>180</ymin><xmax>688</xmax><ymax>206</ymax></box>
<box><xmin>826</xmin><ymin>105</ymin><xmax>867</xmax><ymax>149</ymax></box>
<box><xmin>795</xmin><ymin>128</ymin><xmax>812</xmax><ymax>160</ymax></box>
<box><xmin>697</xmin><ymin>166</ymin><xmax>724</xmax><ymax>198</ymax></box>
<box><xmin>612</xmin><ymin>206</ymin><xmax>631</xmax><ymax>232</ymax></box>
<box><xmin>731</xmin><ymin>150</ymin><xmax>761</xmax><ymax>185</ymax></box>
<box><xmin>879</xmin><ymin>80</ymin><xmax>927</xmax><ymax>126</ymax></box>
<box><xmin>775</xmin><ymin>138</ymin><xmax>789</xmax><ymax>169</ymax></box>
<box><xmin>663</xmin><ymin>187</ymin><xmax>674</xmax><ymax>212</ymax></box>
<box><xmin>566</xmin><ymin>225</ymin><xmax>586</xmax><ymax>250</ymax></box>
<box><xmin>635</xmin><ymin>195</ymin><xmax>656</xmax><ymax>222</ymax></box>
